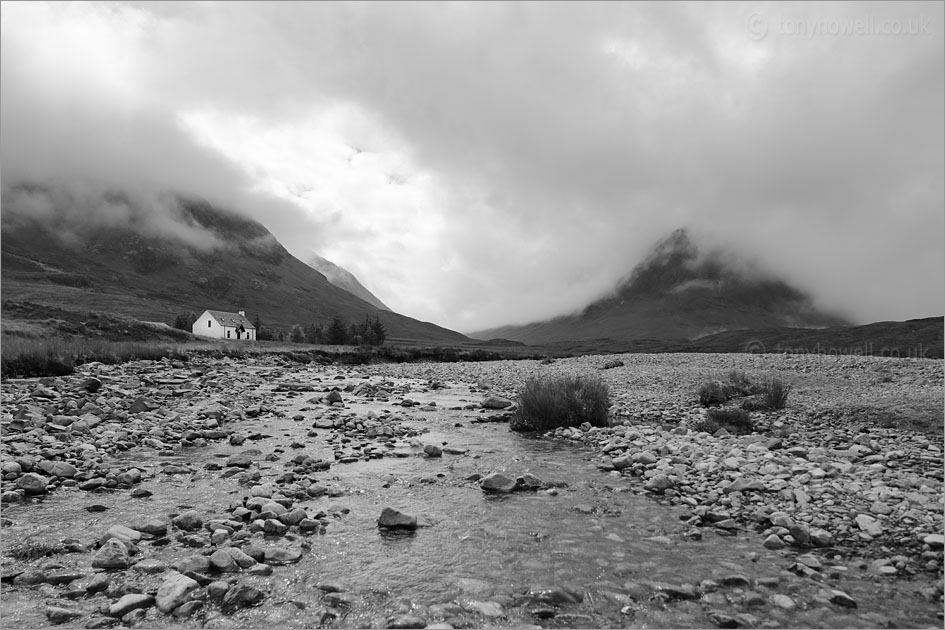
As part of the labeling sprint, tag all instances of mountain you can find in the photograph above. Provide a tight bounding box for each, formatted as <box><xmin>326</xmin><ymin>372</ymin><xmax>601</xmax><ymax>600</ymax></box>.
<box><xmin>0</xmin><ymin>184</ymin><xmax>467</xmax><ymax>343</ymax></box>
<box><xmin>306</xmin><ymin>253</ymin><xmax>391</xmax><ymax>311</ymax></box>
<box><xmin>471</xmin><ymin>228</ymin><xmax>850</xmax><ymax>344</ymax></box>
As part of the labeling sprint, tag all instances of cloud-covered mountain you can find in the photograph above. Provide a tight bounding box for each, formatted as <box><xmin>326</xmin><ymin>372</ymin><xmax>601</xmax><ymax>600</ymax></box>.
<box><xmin>306</xmin><ymin>253</ymin><xmax>390</xmax><ymax>312</ymax></box>
<box><xmin>470</xmin><ymin>228</ymin><xmax>850</xmax><ymax>344</ymax></box>
<box><xmin>0</xmin><ymin>183</ymin><xmax>466</xmax><ymax>343</ymax></box>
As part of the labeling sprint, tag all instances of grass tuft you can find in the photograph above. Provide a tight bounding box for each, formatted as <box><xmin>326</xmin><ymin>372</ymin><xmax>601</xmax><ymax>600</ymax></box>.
<box><xmin>511</xmin><ymin>374</ymin><xmax>610</xmax><ymax>432</ymax></box>
<box><xmin>761</xmin><ymin>377</ymin><xmax>791</xmax><ymax>410</ymax></box>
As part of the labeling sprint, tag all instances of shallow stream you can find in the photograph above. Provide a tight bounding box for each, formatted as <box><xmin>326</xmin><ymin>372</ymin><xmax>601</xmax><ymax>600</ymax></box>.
<box><xmin>2</xmin><ymin>370</ymin><xmax>941</xmax><ymax>628</ymax></box>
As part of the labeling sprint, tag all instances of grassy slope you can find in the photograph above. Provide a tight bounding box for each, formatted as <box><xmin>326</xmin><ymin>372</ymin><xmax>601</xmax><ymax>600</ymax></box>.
<box><xmin>0</xmin><ymin>198</ymin><xmax>466</xmax><ymax>343</ymax></box>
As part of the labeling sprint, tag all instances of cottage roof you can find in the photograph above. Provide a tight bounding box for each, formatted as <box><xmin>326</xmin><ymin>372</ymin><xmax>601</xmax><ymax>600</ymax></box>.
<box><xmin>205</xmin><ymin>310</ymin><xmax>256</xmax><ymax>329</ymax></box>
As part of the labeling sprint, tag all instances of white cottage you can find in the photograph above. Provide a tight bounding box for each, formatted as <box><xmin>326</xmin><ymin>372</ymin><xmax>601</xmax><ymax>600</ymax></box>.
<box><xmin>192</xmin><ymin>309</ymin><xmax>257</xmax><ymax>341</ymax></box>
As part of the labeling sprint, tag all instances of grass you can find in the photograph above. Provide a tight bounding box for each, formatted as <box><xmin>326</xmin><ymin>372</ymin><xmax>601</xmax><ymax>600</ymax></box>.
<box><xmin>511</xmin><ymin>374</ymin><xmax>610</xmax><ymax>432</ymax></box>
<box><xmin>0</xmin><ymin>336</ymin><xmax>191</xmax><ymax>378</ymax></box>
<box><xmin>760</xmin><ymin>377</ymin><xmax>791</xmax><ymax>410</ymax></box>
<box><xmin>0</xmin><ymin>332</ymin><xmax>549</xmax><ymax>379</ymax></box>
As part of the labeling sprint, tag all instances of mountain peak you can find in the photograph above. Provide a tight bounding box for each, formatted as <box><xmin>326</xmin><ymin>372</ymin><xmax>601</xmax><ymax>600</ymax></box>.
<box><xmin>306</xmin><ymin>253</ymin><xmax>391</xmax><ymax>312</ymax></box>
<box><xmin>472</xmin><ymin>227</ymin><xmax>850</xmax><ymax>344</ymax></box>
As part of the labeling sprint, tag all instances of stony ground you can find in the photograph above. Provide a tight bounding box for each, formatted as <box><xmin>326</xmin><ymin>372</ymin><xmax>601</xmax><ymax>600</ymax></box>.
<box><xmin>0</xmin><ymin>351</ymin><xmax>942</xmax><ymax>628</ymax></box>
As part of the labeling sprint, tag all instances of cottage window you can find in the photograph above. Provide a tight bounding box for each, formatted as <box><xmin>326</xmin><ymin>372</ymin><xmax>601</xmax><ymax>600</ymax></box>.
<box><xmin>208</xmin><ymin>320</ymin><xmax>212</xmax><ymax>327</ymax></box>
<box><xmin>226</xmin><ymin>330</ymin><xmax>230</xmax><ymax>338</ymax></box>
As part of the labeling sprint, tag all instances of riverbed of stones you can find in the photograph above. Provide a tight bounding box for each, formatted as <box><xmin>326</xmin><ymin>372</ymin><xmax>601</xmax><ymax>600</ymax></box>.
<box><xmin>1</xmin><ymin>351</ymin><xmax>942</xmax><ymax>628</ymax></box>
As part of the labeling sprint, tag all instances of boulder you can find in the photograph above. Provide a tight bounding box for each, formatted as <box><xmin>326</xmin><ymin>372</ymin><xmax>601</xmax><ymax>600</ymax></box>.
<box><xmin>481</xmin><ymin>396</ymin><xmax>512</xmax><ymax>410</ymax></box>
<box><xmin>378</xmin><ymin>507</ymin><xmax>418</xmax><ymax>530</ymax></box>
<box><xmin>108</xmin><ymin>593</ymin><xmax>154</xmax><ymax>618</ymax></box>
<box><xmin>16</xmin><ymin>472</ymin><xmax>49</xmax><ymax>495</ymax></box>
<box><xmin>480</xmin><ymin>472</ymin><xmax>517</xmax><ymax>493</ymax></box>
<box><xmin>156</xmin><ymin>571</ymin><xmax>200</xmax><ymax>613</ymax></box>
<box><xmin>172</xmin><ymin>510</ymin><xmax>204</xmax><ymax>532</ymax></box>
<box><xmin>92</xmin><ymin>539</ymin><xmax>130</xmax><ymax>569</ymax></box>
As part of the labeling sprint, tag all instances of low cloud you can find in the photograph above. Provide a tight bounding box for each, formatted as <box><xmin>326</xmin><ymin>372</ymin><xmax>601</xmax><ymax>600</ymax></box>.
<box><xmin>2</xmin><ymin>2</ymin><xmax>942</xmax><ymax>331</ymax></box>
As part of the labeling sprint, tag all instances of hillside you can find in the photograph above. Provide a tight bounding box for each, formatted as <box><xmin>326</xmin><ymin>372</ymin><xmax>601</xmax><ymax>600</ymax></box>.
<box><xmin>0</xmin><ymin>184</ymin><xmax>467</xmax><ymax>343</ymax></box>
<box><xmin>306</xmin><ymin>253</ymin><xmax>391</xmax><ymax>312</ymax></box>
<box><xmin>472</xmin><ymin>229</ymin><xmax>850</xmax><ymax>344</ymax></box>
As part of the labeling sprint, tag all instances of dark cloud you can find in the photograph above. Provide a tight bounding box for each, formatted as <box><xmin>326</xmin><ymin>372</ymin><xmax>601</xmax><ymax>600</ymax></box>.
<box><xmin>1</xmin><ymin>1</ymin><xmax>942</xmax><ymax>330</ymax></box>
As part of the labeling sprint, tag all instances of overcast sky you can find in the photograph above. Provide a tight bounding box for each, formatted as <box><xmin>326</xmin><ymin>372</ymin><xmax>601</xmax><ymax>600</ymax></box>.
<box><xmin>2</xmin><ymin>1</ymin><xmax>942</xmax><ymax>332</ymax></box>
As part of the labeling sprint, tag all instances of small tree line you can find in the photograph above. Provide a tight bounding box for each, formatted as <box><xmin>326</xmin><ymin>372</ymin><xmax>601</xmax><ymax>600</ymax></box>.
<box><xmin>171</xmin><ymin>311</ymin><xmax>386</xmax><ymax>346</ymax></box>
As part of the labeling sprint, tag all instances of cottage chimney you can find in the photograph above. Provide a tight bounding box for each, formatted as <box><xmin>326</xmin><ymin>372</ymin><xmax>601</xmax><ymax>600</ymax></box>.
<box><xmin>238</xmin><ymin>310</ymin><xmax>246</xmax><ymax>317</ymax></box>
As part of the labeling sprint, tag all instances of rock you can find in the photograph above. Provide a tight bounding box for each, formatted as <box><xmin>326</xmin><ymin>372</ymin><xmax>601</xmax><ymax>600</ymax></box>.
<box><xmin>326</xmin><ymin>390</ymin><xmax>343</xmax><ymax>404</ymax></box>
<box><xmin>222</xmin><ymin>583</ymin><xmax>265</xmax><ymax>609</ymax></box>
<box><xmin>226</xmin><ymin>547</ymin><xmax>258</xmax><ymax>569</ymax></box>
<box><xmin>768</xmin><ymin>511</ymin><xmax>794</xmax><ymax>528</ymax></box>
<box><xmin>827</xmin><ymin>589</ymin><xmax>857</xmax><ymax>608</ymax></box>
<box><xmin>526</xmin><ymin>587</ymin><xmax>584</xmax><ymax>605</ymax></box>
<box><xmin>810</xmin><ymin>528</ymin><xmax>834</xmax><ymax>547</ymax></box>
<box><xmin>172</xmin><ymin>600</ymin><xmax>204</xmax><ymax>617</ymax></box>
<box><xmin>207</xmin><ymin>580</ymin><xmax>230</xmax><ymax>601</ymax></box>
<box><xmin>386</xmin><ymin>615</ymin><xmax>427</xmax><ymax>629</ymax></box>
<box><xmin>644</xmin><ymin>474</ymin><xmax>675</xmax><ymax>493</ymax></box>
<box><xmin>128</xmin><ymin>396</ymin><xmax>156</xmax><ymax>414</ymax></box>
<box><xmin>177</xmin><ymin>555</ymin><xmax>211</xmax><ymax>574</ymax></box>
<box><xmin>423</xmin><ymin>444</ymin><xmax>443</xmax><ymax>458</ymax></box>
<box><xmin>517</xmin><ymin>473</ymin><xmax>545</xmax><ymax>490</ymax></box>
<box><xmin>46</xmin><ymin>606</ymin><xmax>83</xmax><ymax>624</ymax></box>
<box><xmin>209</xmin><ymin>548</ymin><xmax>240</xmax><ymax>572</ymax></box>
<box><xmin>101</xmin><ymin>524</ymin><xmax>142</xmax><ymax>545</ymax></box>
<box><xmin>922</xmin><ymin>533</ymin><xmax>944</xmax><ymax>549</ymax></box>
<box><xmin>48</xmin><ymin>462</ymin><xmax>78</xmax><ymax>478</ymax></box>
<box><xmin>724</xmin><ymin>478</ymin><xmax>765</xmax><ymax>493</ymax></box>
<box><xmin>115</xmin><ymin>468</ymin><xmax>141</xmax><ymax>486</ymax></box>
<box><xmin>279</xmin><ymin>508</ymin><xmax>308</xmax><ymax>526</ymax></box>
<box><xmin>156</xmin><ymin>571</ymin><xmax>200</xmax><ymax>613</ymax></box>
<box><xmin>463</xmin><ymin>600</ymin><xmax>504</xmax><ymax>616</ymax></box>
<box><xmin>854</xmin><ymin>514</ymin><xmax>884</xmax><ymax>537</ymax></box>
<box><xmin>16</xmin><ymin>472</ymin><xmax>49</xmax><ymax>495</ymax></box>
<box><xmin>789</xmin><ymin>523</ymin><xmax>811</xmax><ymax>545</ymax></box>
<box><xmin>108</xmin><ymin>593</ymin><xmax>154</xmax><ymax>617</ymax></box>
<box><xmin>263</xmin><ymin>547</ymin><xmax>303</xmax><ymax>564</ymax></box>
<box><xmin>762</xmin><ymin>534</ymin><xmax>786</xmax><ymax>549</ymax></box>
<box><xmin>632</xmin><ymin>451</ymin><xmax>658</xmax><ymax>465</ymax></box>
<box><xmin>480</xmin><ymin>472</ymin><xmax>517</xmax><ymax>493</ymax></box>
<box><xmin>132</xmin><ymin>519</ymin><xmax>167</xmax><ymax>537</ymax></box>
<box><xmin>481</xmin><ymin>396</ymin><xmax>512</xmax><ymax>410</ymax></box>
<box><xmin>92</xmin><ymin>539</ymin><xmax>131</xmax><ymax>569</ymax></box>
<box><xmin>770</xmin><ymin>594</ymin><xmax>796</xmax><ymax>610</ymax></box>
<box><xmin>81</xmin><ymin>377</ymin><xmax>103</xmax><ymax>393</ymax></box>
<box><xmin>172</xmin><ymin>510</ymin><xmax>204</xmax><ymax>532</ymax></box>
<box><xmin>378</xmin><ymin>507</ymin><xmax>418</xmax><ymax>530</ymax></box>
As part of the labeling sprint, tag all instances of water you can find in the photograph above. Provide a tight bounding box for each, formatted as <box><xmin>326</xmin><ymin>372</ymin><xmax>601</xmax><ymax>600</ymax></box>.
<box><xmin>2</xmin><ymin>371</ymin><xmax>941</xmax><ymax>628</ymax></box>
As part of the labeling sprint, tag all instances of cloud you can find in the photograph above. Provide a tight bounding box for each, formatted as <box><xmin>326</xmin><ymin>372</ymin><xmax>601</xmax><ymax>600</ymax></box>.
<box><xmin>1</xmin><ymin>1</ymin><xmax>942</xmax><ymax>331</ymax></box>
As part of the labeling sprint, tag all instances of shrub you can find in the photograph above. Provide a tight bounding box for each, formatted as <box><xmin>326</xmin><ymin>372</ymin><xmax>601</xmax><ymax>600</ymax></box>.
<box><xmin>601</xmin><ymin>359</ymin><xmax>625</xmax><ymax>369</ymax></box>
<box><xmin>705</xmin><ymin>407</ymin><xmax>755</xmax><ymax>435</ymax></box>
<box><xmin>726</xmin><ymin>370</ymin><xmax>756</xmax><ymax>396</ymax></box>
<box><xmin>511</xmin><ymin>374</ymin><xmax>610</xmax><ymax>432</ymax></box>
<box><xmin>698</xmin><ymin>380</ymin><xmax>731</xmax><ymax>406</ymax></box>
<box><xmin>761</xmin><ymin>377</ymin><xmax>791</xmax><ymax>410</ymax></box>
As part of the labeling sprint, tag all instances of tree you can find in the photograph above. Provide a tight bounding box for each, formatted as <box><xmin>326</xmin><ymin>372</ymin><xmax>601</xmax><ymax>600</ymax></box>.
<box><xmin>326</xmin><ymin>314</ymin><xmax>348</xmax><ymax>345</ymax></box>
<box><xmin>305</xmin><ymin>322</ymin><xmax>324</xmax><ymax>345</ymax></box>
<box><xmin>289</xmin><ymin>324</ymin><xmax>305</xmax><ymax>343</ymax></box>
<box><xmin>172</xmin><ymin>311</ymin><xmax>197</xmax><ymax>331</ymax></box>
<box><xmin>370</xmin><ymin>314</ymin><xmax>387</xmax><ymax>346</ymax></box>
<box><xmin>253</xmin><ymin>315</ymin><xmax>265</xmax><ymax>340</ymax></box>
